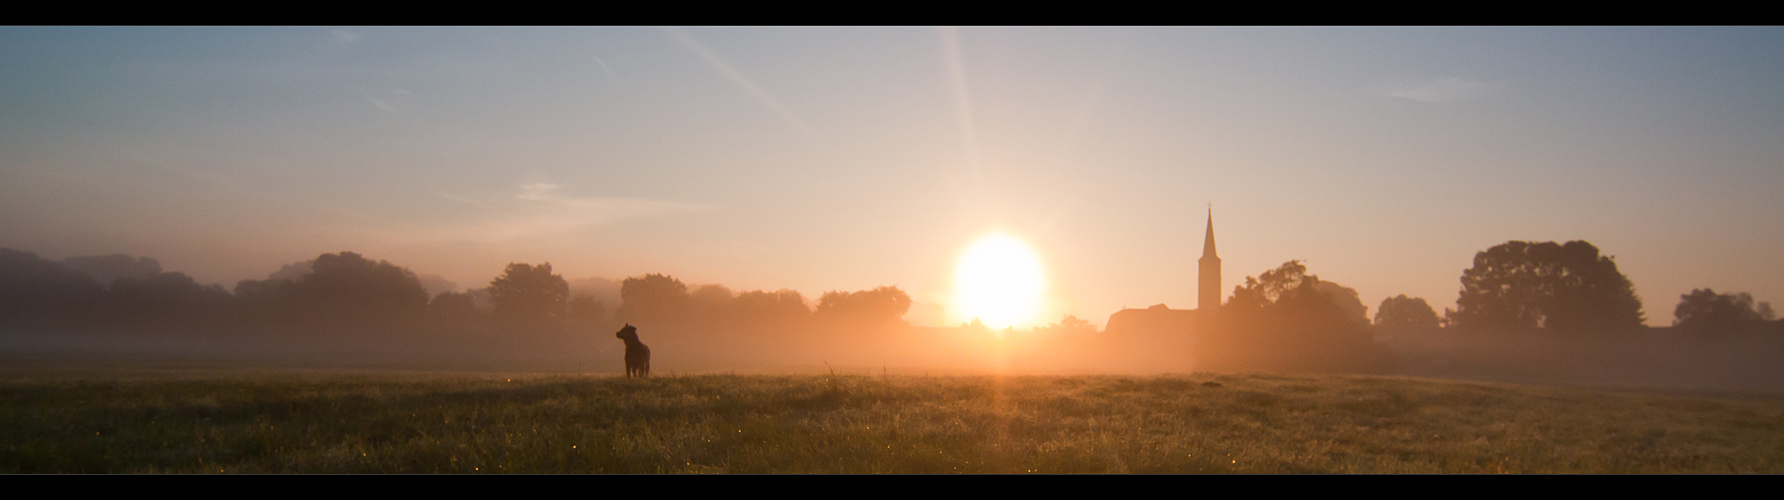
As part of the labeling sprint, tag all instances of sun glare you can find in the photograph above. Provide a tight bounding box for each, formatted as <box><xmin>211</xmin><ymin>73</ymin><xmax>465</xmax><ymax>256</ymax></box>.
<box><xmin>954</xmin><ymin>233</ymin><xmax>1045</xmax><ymax>329</ymax></box>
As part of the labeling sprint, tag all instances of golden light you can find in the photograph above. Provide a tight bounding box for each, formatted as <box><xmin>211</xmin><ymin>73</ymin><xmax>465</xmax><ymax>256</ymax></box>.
<box><xmin>954</xmin><ymin>233</ymin><xmax>1045</xmax><ymax>329</ymax></box>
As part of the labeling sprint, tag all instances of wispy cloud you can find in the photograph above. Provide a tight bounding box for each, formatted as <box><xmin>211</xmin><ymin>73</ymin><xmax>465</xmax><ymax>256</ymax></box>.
<box><xmin>365</xmin><ymin>95</ymin><xmax>398</xmax><ymax>112</ymax></box>
<box><xmin>591</xmin><ymin>56</ymin><xmax>621</xmax><ymax>85</ymax></box>
<box><xmin>1385</xmin><ymin>77</ymin><xmax>1509</xmax><ymax>104</ymax></box>
<box><xmin>421</xmin><ymin>183</ymin><xmax>710</xmax><ymax>244</ymax></box>
<box><xmin>437</xmin><ymin>191</ymin><xmax>492</xmax><ymax>209</ymax></box>
<box><xmin>664</xmin><ymin>27</ymin><xmax>819</xmax><ymax>138</ymax></box>
<box><xmin>356</xmin><ymin>88</ymin><xmax>414</xmax><ymax>113</ymax></box>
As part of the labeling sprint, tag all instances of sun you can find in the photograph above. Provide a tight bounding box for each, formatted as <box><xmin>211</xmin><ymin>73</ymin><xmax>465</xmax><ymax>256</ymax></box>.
<box><xmin>954</xmin><ymin>233</ymin><xmax>1045</xmax><ymax>329</ymax></box>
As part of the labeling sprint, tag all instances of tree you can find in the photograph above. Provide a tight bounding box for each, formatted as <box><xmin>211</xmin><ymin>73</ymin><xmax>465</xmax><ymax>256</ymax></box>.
<box><xmin>689</xmin><ymin>284</ymin><xmax>735</xmax><ymax>320</ymax></box>
<box><xmin>616</xmin><ymin>273</ymin><xmax>690</xmax><ymax>324</ymax></box>
<box><xmin>302</xmin><ymin>252</ymin><xmax>430</xmax><ymax>326</ymax></box>
<box><xmin>428</xmin><ymin>291</ymin><xmax>484</xmax><ymax>325</ymax></box>
<box><xmin>1225</xmin><ymin>260</ymin><xmax>1367</xmax><ymax>322</ymax></box>
<box><xmin>1314</xmin><ymin>281</ymin><xmax>1368</xmax><ymax>324</ymax></box>
<box><xmin>1227</xmin><ymin>260</ymin><xmax>1313</xmax><ymax>310</ymax></box>
<box><xmin>0</xmin><ymin>248</ymin><xmax>103</xmax><ymax>329</ymax></box>
<box><xmin>231</xmin><ymin>251</ymin><xmax>429</xmax><ymax>330</ymax></box>
<box><xmin>102</xmin><ymin>271</ymin><xmax>233</xmax><ymax>332</ymax></box>
<box><xmin>814</xmin><ymin>286</ymin><xmax>912</xmax><ymax>327</ymax></box>
<box><xmin>1375</xmin><ymin>295</ymin><xmax>1440</xmax><ymax>338</ymax></box>
<box><xmin>489</xmin><ymin>262</ymin><xmax>570</xmax><ymax>325</ymax></box>
<box><xmin>1447</xmin><ymin>240</ymin><xmax>1644</xmax><ymax>334</ymax></box>
<box><xmin>1674</xmin><ymin>288</ymin><xmax>1770</xmax><ymax>335</ymax></box>
<box><xmin>734</xmin><ymin>289</ymin><xmax>811</xmax><ymax>327</ymax></box>
<box><xmin>1202</xmin><ymin>260</ymin><xmax>1389</xmax><ymax>373</ymax></box>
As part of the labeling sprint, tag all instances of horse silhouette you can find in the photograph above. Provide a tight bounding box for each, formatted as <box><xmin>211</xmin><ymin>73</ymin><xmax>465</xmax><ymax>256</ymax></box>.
<box><xmin>616</xmin><ymin>323</ymin><xmax>650</xmax><ymax>378</ymax></box>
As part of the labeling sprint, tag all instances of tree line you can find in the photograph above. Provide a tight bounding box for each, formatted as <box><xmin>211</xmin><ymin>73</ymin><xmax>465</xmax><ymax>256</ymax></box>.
<box><xmin>0</xmin><ymin>248</ymin><xmax>912</xmax><ymax>341</ymax></box>
<box><xmin>1371</xmin><ymin>240</ymin><xmax>1778</xmax><ymax>338</ymax></box>
<box><xmin>4</xmin><ymin>239</ymin><xmax>1777</xmax><ymax>375</ymax></box>
<box><xmin>1187</xmin><ymin>240</ymin><xmax>1781</xmax><ymax>374</ymax></box>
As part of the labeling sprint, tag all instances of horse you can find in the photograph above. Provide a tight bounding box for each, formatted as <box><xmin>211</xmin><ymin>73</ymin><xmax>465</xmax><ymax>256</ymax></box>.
<box><xmin>616</xmin><ymin>324</ymin><xmax>650</xmax><ymax>378</ymax></box>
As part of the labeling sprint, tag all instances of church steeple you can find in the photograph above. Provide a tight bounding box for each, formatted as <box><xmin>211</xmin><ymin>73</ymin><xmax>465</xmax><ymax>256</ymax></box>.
<box><xmin>1202</xmin><ymin>207</ymin><xmax>1218</xmax><ymax>259</ymax></box>
<box><xmin>1198</xmin><ymin>205</ymin><xmax>1221</xmax><ymax>311</ymax></box>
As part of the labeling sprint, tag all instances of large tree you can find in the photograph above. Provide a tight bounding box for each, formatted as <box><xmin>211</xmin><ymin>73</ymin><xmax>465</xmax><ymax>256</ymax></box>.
<box><xmin>489</xmin><ymin>262</ymin><xmax>570</xmax><ymax>325</ymax></box>
<box><xmin>1448</xmin><ymin>240</ymin><xmax>1644</xmax><ymax>334</ymax></box>
<box><xmin>1203</xmin><ymin>260</ymin><xmax>1388</xmax><ymax>373</ymax></box>
<box><xmin>232</xmin><ymin>251</ymin><xmax>429</xmax><ymax>330</ymax></box>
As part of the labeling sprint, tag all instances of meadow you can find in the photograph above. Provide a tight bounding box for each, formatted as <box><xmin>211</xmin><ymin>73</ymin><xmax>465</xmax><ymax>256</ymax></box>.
<box><xmin>4</xmin><ymin>364</ymin><xmax>1782</xmax><ymax>473</ymax></box>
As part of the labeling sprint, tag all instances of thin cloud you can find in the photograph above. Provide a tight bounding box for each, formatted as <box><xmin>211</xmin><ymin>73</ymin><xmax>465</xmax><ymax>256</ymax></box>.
<box><xmin>592</xmin><ymin>56</ymin><xmax>621</xmax><ymax>85</ymax></box>
<box><xmin>1385</xmin><ymin>77</ymin><xmax>1509</xmax><ymax>104</ymax></box>
<box><xmin>664</xmin><ymin>27</ymin><xmax>819</xmax><ymax>138</ymax></box>
<box><xmin>514</xmin><ymin>182</ymin><xmax>706</xmax><ymax>218</ymax></box>
<box><xmin>365</xmin><ymin>95</ymin><xmax>398</xmax><ymax>112</ymax></box>
<box><xmin>417</xmin><ymin>183</ymin><xmax>710</xmax><ymax>244</ymax></box>
<box><xmin>356</xmin><ymin>88</ymin><xmax>413</xmax><ymax>113</ymax></box>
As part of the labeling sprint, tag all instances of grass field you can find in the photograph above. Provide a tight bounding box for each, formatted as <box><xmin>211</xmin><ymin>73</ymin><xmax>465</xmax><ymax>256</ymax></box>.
<box><xmin>4</xmin><ymin>365</ymin><xmax>1782</xmax><ymax>473</ymax></box>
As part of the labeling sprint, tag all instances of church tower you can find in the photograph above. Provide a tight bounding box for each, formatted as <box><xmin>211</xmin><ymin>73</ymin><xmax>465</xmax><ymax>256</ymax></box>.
<box><xmin>1198</xmin><ymin>206</ymin><xmax>1221</xmax><ymax>311</ymax></box>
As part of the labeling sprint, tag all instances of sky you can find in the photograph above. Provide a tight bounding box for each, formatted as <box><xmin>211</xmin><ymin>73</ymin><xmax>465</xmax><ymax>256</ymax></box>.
<box><xmin>2</xmin><ymin>27</ymin><xmax>1781</xmax><ymax>328</ymax></box>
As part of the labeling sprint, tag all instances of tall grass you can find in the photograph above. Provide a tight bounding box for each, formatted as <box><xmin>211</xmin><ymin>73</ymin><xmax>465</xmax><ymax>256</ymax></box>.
<box><xmin>3</xmin><ymin>368</ymin><xmax>1781</xmax><ymax>473</ymax></box>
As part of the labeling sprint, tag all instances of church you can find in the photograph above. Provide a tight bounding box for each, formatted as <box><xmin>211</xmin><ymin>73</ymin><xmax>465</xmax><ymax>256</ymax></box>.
<box><xmin>1103</xmin><ymin>208</ymin><xmax>1220</xmax><ymax>335</ymax></box>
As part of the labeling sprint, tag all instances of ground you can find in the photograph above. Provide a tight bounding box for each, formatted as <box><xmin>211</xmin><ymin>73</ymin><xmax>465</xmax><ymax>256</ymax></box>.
<box><xmin>3</xmin><ymin>363</ymin><xmax>1781</xmax><ymax>473</ymax></box>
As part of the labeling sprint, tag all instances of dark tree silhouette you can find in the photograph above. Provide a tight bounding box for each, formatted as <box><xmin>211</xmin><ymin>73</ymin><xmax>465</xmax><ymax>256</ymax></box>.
<box><xmin>488</xmin><ymin>263</ymin><xmax>570</xmax><ymax>326</ymax></box>
<box><xmin>1447</xmin><ymin>240</ymin><xmax>1644</xmax><ymax>334</ymax></box>
<box><xmin>101</xmin><ymin>272</ymin><xmax>233</xmax><ymax>332</ymax></box>
<box><xmin>814</xmin><ymin>286</ymin><xmax>911</xmax><ymax>327</ymax></box>
<box><xmin>0</xmin><ymin>248</ymin><xmax>103</xmax><ymax>329</ymax></box>
<box><xmin>1202</xmin><ymin>260</ymin><xmax>1389</xmax><ymax>373</ymax></box>
<box><xmin>1227</xmin><ymin>260</ymin><xmax>1314</xmax><ymax>309</ymax></box>
<box><xmin>1674</xmin><ymin>288</ymin><xmax>1771</xmax><ymax>336</ymax></box>
<box><xmin>616</xmin><ymin>273</ymin><xmax>690</xmax><ymax>324</ymax></box>
<box><xmin>428</xmin><ymin>291</ymin><xmax>484</xmax><ymax>325</ymax></box>
<box><xmin>1375</xmin><ymin>295</ymin><xmax>1441</xmax><ymax>338</ymax></box>
<box><xmin>233</xmin><ymin>251</ymin><xmax>428</xmax><ymax>330</ymax></box>
<box><xmin>301</xmin><ymin>252</ymin><xmax>429</xmax><ymax>326</ymax></box>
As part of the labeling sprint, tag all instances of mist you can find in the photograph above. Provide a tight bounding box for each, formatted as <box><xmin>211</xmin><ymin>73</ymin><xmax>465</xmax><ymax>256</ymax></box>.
<box><xmin>3</xmin><ymin>245</ymin><xmax>1781</xmax><ymax>394</ymax></box>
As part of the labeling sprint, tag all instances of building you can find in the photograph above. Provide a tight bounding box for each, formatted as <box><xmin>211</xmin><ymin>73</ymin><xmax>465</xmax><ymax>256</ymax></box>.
<box><xmin>1104</xmin><ymin>207</ymin><xmax>1221</xmax><ymax>335</ymax></box>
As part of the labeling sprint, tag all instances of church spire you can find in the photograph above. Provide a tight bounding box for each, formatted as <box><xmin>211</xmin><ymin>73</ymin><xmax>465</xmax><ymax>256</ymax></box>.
<box><xmin>1198</xmin><ymin>204</ymin><xmax>1221</xmax><ymax>311</ymax></box>
<box><xmin>1202</xmin><ymin>205</ymin><xmax>1217</xmax><ymax>259</ymax></box>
